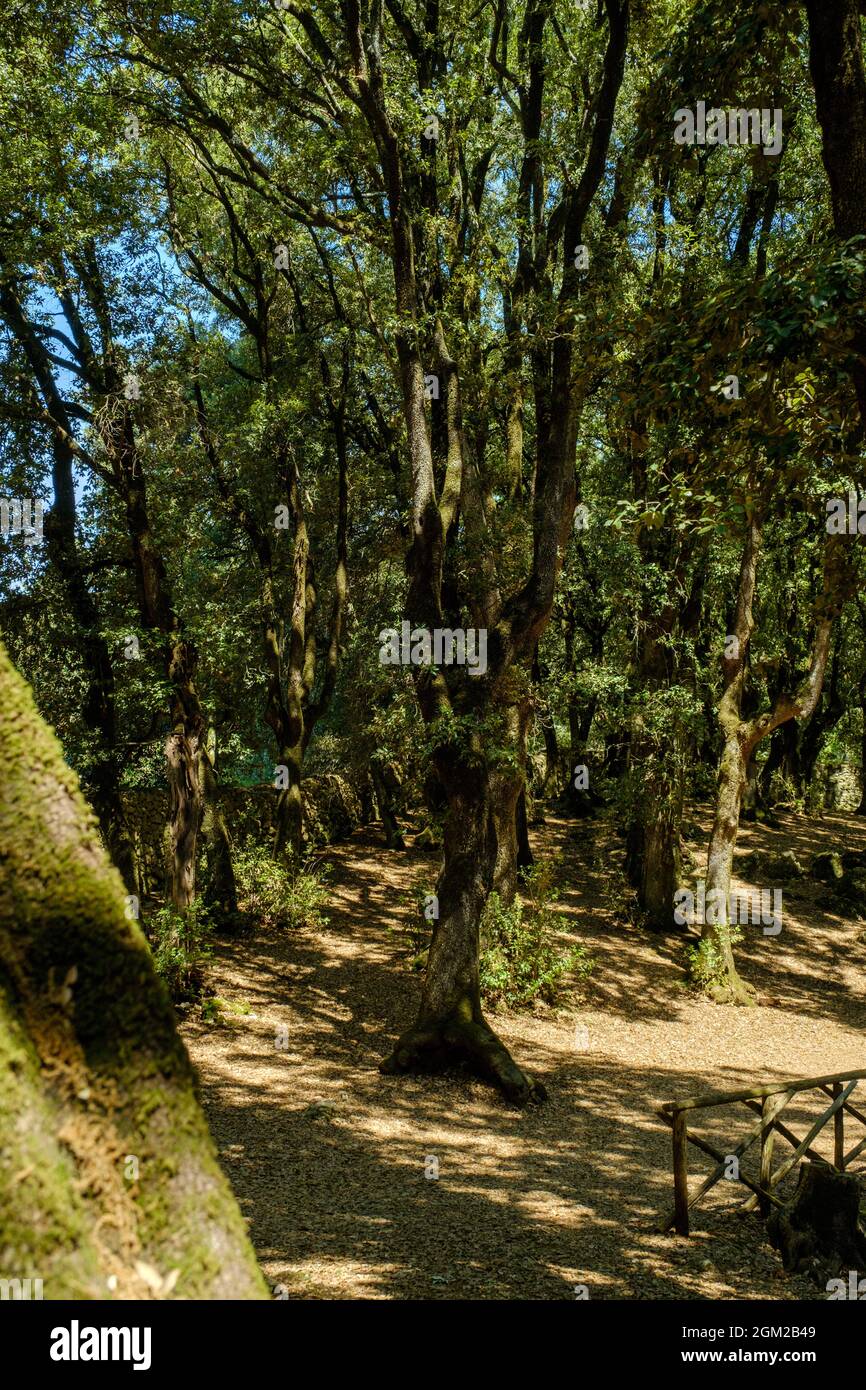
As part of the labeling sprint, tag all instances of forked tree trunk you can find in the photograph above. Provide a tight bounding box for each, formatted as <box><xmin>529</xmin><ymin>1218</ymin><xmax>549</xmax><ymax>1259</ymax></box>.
<box><xmin>354</xmin><ymin>0</ymin><xmax>630</xmax><ymax>1103</ymax></box>
<box><xmin>0</xmin><ymin>640</ymin><xmax>266</xmax><ymax>1299</ymax></box>
<box><xmin>699</xmin><ymin>518</ymin><xmax>852</xmax><ymax>1002</ymax></box>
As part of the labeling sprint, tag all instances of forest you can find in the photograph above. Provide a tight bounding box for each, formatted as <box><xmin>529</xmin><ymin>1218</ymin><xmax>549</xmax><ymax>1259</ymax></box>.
<box><xmin>2</xmin><ymin>0</ymin><xmax>866</xmax><ymax>1312</ymax></box>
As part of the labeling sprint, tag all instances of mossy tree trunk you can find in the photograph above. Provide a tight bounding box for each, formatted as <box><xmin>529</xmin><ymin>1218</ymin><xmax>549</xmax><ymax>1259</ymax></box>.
<box><xmin>0</xmin><ymin>640</ymin><xmax>266</xmax><ymax>1300</ymax></box>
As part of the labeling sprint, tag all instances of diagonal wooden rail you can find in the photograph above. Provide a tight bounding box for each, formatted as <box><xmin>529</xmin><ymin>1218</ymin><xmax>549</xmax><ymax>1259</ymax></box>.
<box><xmin>657</xmin><ymin>1068</ymin><xmax>866</xmax><ymax>1236</ymax></box>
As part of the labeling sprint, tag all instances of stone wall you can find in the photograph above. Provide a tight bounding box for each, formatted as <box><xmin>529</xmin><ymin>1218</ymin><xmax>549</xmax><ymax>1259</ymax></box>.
<box><xmin>123</xmin><ymin>774</ymin><xmax>364</xmax><ymax>896</ymax></box>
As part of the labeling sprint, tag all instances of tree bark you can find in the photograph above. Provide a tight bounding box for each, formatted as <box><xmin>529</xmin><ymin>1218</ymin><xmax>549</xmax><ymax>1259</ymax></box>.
<box><xmin>199</xmin><ymin>738</ymin><xmax>238</xmax><ymax>918</ymax></box>
<box><xmin>0</xmin><ymin>639</ymin><xmax>266</xmax><ymax>1299</ymax></box>
<box><xmin>806</xmin><ymin>0</ymin><xmax>866</xmax><ymax>423</ymax></box>
<box><xmin>381</xmin><ymin>743</ymin><xmax>545</xmax><ymax>1104</ymax></box>
<box><xmin>489</xmin><ymin>696</ymin><xmax>531</xmax><ymax>906</ymax></box>
<box><xmin>768</xmin><ymin>1163</ymin><xmax>866</xmax><ymax>1285</ymax></box>
<box><xmin>857</xmin><ymin>692</ymin><xmax>866</xmax><ymax>814</ymax></box>
<box><xmin>700</xmin><ymin>519</ymin><xmax>853</xmax><ymax>1001</ymax></box>
<box><xmin>370</xmin><ymin>756</ymin><xmax>406</xmax><ymax>851</ymax></box>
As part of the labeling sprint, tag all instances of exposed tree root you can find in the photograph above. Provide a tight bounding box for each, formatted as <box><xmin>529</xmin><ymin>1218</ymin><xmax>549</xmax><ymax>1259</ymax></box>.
<box><xmin>707</xmin><ymin>973</ymin><xmax>757</xmax><ymax>1006</ymax></box>
<box><xmin>381</xmin><ymin>1014</ymin><xmax>547</xmax><ymax>1106</ymax></box>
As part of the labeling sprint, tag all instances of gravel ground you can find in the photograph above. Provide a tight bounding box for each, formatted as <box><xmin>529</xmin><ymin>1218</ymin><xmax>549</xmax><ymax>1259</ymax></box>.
<box><xmin>179</xmin><ymin>809</ymin><xmax>866</xmax><ymax>1300</ymax></box>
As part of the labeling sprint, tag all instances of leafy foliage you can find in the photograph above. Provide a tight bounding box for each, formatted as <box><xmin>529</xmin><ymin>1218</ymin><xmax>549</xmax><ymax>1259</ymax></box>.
<box><xmin>480</xmin><ymin>861</ymin><xmax>593</xmax><ymax>1012</ymax></box>
<box><xmin>145</xmin><ymin>903</ymin><xmax>213</xmax><ymax>1001</ymax></box>
<box><xmin>233</xmin><ymin>844</ymin><xmax>331</xmax><ymax>930</ymax></box>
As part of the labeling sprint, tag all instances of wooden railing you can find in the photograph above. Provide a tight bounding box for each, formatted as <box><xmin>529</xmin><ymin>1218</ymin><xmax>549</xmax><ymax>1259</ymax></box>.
<box><xmin>658</xmin><ymin>1068</ymin><xmax>866</xmax><ymax>1236</ymax></box>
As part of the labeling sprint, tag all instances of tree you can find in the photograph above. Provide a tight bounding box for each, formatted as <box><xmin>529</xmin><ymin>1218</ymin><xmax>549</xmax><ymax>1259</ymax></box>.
<box><xmin>0</xmin><ymin>638</ymin><xmax>265</xmax><ymax>1298</ymax></box>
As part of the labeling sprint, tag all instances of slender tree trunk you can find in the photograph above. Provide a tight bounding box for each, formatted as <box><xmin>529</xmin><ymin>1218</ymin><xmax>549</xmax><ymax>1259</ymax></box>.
<box><xmin>857</xmin><ymin>695</ymin><xmax>866</xmax><ymax>814</ymax></box>
<box><xmin>489</xmin><ymin>697</ymin><xmax>530</xmax><ymax>905</ymax></box>
<box><xmin>699</xmin><ymin>519</ymin><xmax>852</xmax><ymax>1001</ymax></box>
<box><xmin>199</xmin><ymin>738</ymin><xmax>238</xmax><ymax>917</ymax></box>
<box><xmin>370</xmin><ymin>756</ymin><xmax>406</xmax><ymax>850</ymax></box>
<box><xmin>700</xmin><ymin>516</ymin><xmax>762</xmax><ymax>1003</ymax></box>
<box><xmin>0</xmin><ymin>640</ymin><xmax>266</xmax><ymax>1299</ymax></box>
<box><xmin>516</xmin><ymin>788</ymin><xmax>534</xmax><ymax>871</ymax></box>
<box><xmin>702</xmin><ymin>732</ymin><xmax>754</xmax><ymax>1003</ymax></box>
<box><xmin>741</xmin><ymin>750</ymin><xmax>760</xmax><ymax>822</ymax></box>
<box><xmin>540</xmin><ymin>718</ymin><xmax>559</xmax><ymax>799</ymax></box>
<box><xmin>162</xmin><ymin>635</ymin><xmax>206</xmax><ymax>910</ymax></box>
<box><xmin>531</xmin><ymin>646</ymin><xmax>558</xmax><ymax>798</ymax></box>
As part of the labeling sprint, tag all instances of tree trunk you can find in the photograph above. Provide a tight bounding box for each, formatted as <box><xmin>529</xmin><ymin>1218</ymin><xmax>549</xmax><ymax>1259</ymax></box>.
<box><xmin>858</xmin><ymin>702</ymin><xmax>866</xmax><ymax>815</ymax></box>
<box><xmin>641</xmin><ymin>808</ymin><xmax>681</xmax><ymax>932</ymax></box>
<box><xmin>164</xmin><ymin>639</ymin><xmax>205</xmax><ymax>911</ymax></box>
<box><xmin>702</xmin><ymin>732</ymin><xmax>755</xmax><ymax>1003</ymax></box>
<box><xmin>806</xmin><ymin>0</ymin><xmax>866</xmax><ymax>423</ymax></box>
<box><xmin>516</xmin><ymin>789</ymin><xmax>534</xmax><ymax>871</ymax></box>
<box><xmin>540</xmin><ymin>719</ymin><xmax>559</xmax><ymax>799</ymax></box>
<box><xmin>274</xmin><ymin>738</ymin><xmax>305</xmax><ymax>861</ymax></box>
<box><xmin>489</xmin><ymin>697</ymin><xmax>530</xmax><ymax>906</ymax></box>
<box><xmin>370</xmin><ymin>756</ymin><xmax>405</xmax><ymax>850</ymax></box>
<box><xmin>699</xmin><ymin>519</ymin><xmax>852</xmax><ymax>1001</ymax></box>
<box><xmin>0</xmin><ymin>639</ymin><xmax>266</xmax><ymax>1299</ymax></box>
<box><xmin>741</xmin><ymin>750</ymin><xmax>760</xmax><ymax>822</ymax></box>
<box><xmin>199</xmin><ymin>739</ymin><xmax>238</xmax><ymax>918</ymax></box>
<box><xmin>381</xmin><ymin>748</ymin><xmax>545</xmax><ymax>1105</ymax></box>
<box><xmin>768</xmin><ymin>1163</ymin><xmax>866</xmax><ymax>1286</ymax></box>
<box><xmin>165</xmin><ymin>730</ymin><xmax>203</xmax><ymax>913</ymax></box>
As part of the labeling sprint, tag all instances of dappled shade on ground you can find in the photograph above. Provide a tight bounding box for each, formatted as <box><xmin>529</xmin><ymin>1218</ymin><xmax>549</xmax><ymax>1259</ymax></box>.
<box><xmin>179</xmin><ymin>812</ymin><xmax>866</xmax><ymax>1300</ymax></box>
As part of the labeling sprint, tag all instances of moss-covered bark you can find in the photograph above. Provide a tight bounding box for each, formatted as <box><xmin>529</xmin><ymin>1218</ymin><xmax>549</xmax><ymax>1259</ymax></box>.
<box><xmin>0</xmin><ymin>641</ymin><xmax>267</xmax><ymax>1300</ymax></box>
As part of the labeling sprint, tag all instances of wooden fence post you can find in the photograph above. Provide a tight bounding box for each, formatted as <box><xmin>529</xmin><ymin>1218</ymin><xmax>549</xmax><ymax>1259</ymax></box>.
<box><xmin>832</xmin><ymin>1082</ymin><xmax>844</xmax><ymax>1169</ymax></box>
<box><xmin>759</xmin><ymin>1095</ymin><xmax>776</xmax><ymax>1217</ymax></box>
<box><xmin>672</xmin><ymin>1109</ymin><xmax>689</xmax><ymax>1236</ymax></box>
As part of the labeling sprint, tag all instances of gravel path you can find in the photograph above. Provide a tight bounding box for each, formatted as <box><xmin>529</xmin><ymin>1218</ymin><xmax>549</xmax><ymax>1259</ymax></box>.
<box><xmin>179</xmin><ymin>810</ymin><xmax>866</xmax><ymax>1299</ymax></box>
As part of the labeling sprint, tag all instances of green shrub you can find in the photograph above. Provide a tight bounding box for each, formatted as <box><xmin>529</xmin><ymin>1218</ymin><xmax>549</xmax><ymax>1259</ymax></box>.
<box><xmin>145</xmin><ymin>902</ymin><xmax>213</xmax><ymax>1001</ymax></box>
<box><xmin>480</xmin><ymin>860</ymin><xmax>591</xmax><ymax>1010</ymax></box>
<box><xmin>400</xmin><ymin>859</ymin><xmax>590</xmax><ymax>1009</ymax></box>
<box><xmin>233</xmin><ymin>843</ymin><xmax>331</xmax><ymax>929</ymax></box>
<box><xmin>686</xmin><ymin>924</ymin><xmax>744</xmax><ymax>991</ymax></box>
